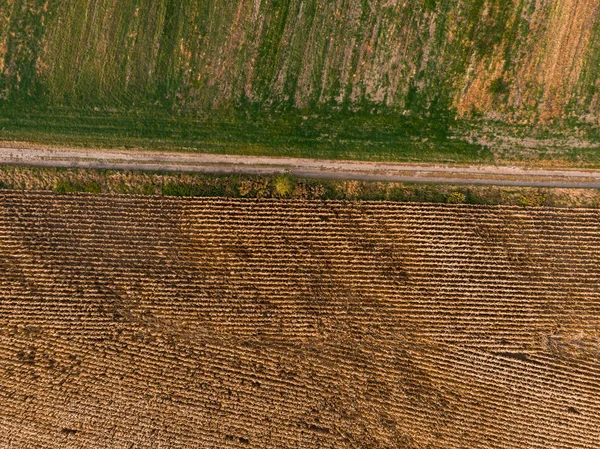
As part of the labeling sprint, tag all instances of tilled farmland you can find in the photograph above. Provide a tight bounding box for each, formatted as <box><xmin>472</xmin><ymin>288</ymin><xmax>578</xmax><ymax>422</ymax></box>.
<box><xmin>0</xmin><ymin>192</ymin><xmax>599</xmax><ymax>448</ymax></box>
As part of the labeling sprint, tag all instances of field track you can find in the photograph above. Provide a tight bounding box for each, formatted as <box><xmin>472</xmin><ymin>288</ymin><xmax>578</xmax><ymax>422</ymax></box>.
<box><xmin>0</xmin><ymin>192</ymin><xmax>599</xmax><ymax>448</ymax></box>
<box><xmin>2</xmin><ymin>145</ymin><xmax>600</xmax><ymax>187</ymax></box>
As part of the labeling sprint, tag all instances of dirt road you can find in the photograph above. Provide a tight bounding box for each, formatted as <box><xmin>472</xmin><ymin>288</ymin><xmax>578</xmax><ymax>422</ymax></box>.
<box><xmin>1</xmin><ymin>145</ymin><xmax>600</xmax><ymax>187</ymax></box>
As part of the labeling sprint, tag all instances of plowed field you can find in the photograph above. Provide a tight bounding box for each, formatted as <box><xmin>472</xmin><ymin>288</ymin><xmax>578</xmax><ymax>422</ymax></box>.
<box><xmin>1</xmin><ymin>192</ymin><xmax>599</xmax><ymax>448</ymax></box>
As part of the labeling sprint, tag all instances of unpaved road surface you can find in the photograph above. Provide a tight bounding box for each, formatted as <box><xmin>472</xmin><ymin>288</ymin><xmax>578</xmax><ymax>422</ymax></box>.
<box><xmin>1</xmin><ymin>145</ymin><xmax>600</xmax><ymax>187</ymax></box>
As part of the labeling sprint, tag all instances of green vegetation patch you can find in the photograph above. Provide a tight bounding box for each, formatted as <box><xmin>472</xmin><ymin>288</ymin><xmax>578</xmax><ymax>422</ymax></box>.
<box><xmin>0</xmin><ymin>107</ymin><xmax>491</xmax><ymax>163</ymax></box>
<box><xmin>0</xmin><ymin>0</ymin><xmax>599</xmax><ymax>166</ymax></box>
<box><xmin>54</xmin><ymin>179</ymin><xmax>102</xmax><ymax>194</ymax></box>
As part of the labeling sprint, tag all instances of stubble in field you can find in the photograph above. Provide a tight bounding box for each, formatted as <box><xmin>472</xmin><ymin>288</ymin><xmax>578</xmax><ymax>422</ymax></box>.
<box><xmin>0</xmin><ymin>193</ymin><xmax>598</xmax><ymax>447</ymax></box>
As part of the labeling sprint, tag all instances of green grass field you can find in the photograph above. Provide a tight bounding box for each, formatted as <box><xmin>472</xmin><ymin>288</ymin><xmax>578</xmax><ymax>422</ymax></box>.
<box><xmin>0</xmin><ymin>0</ymin><xmax>598</xmax><ymax>164</ymax></box>
<box><xmin>0</xmin><ymin>106</ymin><xmax>492</xmax><ymax>163</ymax></box>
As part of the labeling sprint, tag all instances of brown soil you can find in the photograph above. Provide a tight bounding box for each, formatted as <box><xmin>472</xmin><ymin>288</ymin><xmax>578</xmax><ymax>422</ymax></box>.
<box><xmin>0</xmin><ymin>193</ymin><xmax>599</xmax><ymax>448</ymax></box>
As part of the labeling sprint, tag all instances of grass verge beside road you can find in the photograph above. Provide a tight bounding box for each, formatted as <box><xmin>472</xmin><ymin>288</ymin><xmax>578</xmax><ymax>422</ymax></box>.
<box><xmin>0</xmin><ymin>107</ymin><xmax>490</xmax><ymax>163</ymax></box>
<box><xmin>0</xmin><ymin>165</ymin><xmax>598</xmax><ymax>208</ymax></box>
<box><xmin>3</xmin><ymin>108</ymin><xmax>600</xmax><ymax>168</ymax></box>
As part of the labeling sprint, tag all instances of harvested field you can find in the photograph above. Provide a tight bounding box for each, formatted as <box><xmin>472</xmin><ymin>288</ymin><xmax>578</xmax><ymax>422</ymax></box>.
<box><xmin>0</xmin><ymin>192</ymin><xmax>599</xmax><ymax>448</ymax></box>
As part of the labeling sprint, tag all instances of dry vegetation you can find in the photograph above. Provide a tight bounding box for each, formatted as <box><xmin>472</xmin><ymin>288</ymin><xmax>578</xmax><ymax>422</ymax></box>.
<box><xmin>0</xmin><ymin>164</ymin><xmax>599</xmax><ymax>207</ymax></box>
<box><xmin>0</xmin><ymin>192</ymin><xmax>599</xmax><ymax>448</ymax></box>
